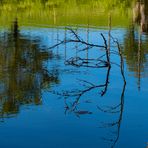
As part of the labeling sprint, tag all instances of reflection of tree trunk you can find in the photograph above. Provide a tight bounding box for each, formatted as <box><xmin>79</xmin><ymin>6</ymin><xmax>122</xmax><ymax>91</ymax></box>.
<box><xmin>133</xmin><ymin>2</ymin><xmax>141</xmax><ymax>24</ymax></box>
<box><xmin>86</xmin><ymin>23</ymin><xmax>89</xmax><ymax>62</ymax></box>
<box><xmin>53</xmin><ymin>7</ymin><xmax>56</xmax><ymax>25</ymax></box>
<box><xmin>75</xmin><ymin>27</ymin><xmax>78</xmax><ymax>58</ymax></box>
<box><xmin>140</xmin><ymin>4</ymin><xmax>148</xmax><ymax>32</ymax></box>
<box><xmin>137</xmin><ymin>28</ymin><xmax>141</xmax><ymax>90</ymax></box>
<box><xmin>108</xmin><ymin>13</ymin><xmax>111</xmax><ymax>56</ymax></box>
<box><xmin>124</xmin><ymin>20</ymin><xmax>144</xmax><ymax>89</ymax></box>
<box><xmin>64</xmin><ymin>27</ymin><xmax>67</xmax><ymax>60</ymax></box>
<box><xmin>13</xmin><ymin>18</ymin><xmax>19</xmax><ymax>39</ymax></box>
<box><xmin>133</xmin><ymin>1</ymin><xmax>148</xmax><ymax>33</ymax></box>
<box><xmin>57</xmin><ymin>27</ymin><xmax>59</xmax><ymax>55</ymax></box>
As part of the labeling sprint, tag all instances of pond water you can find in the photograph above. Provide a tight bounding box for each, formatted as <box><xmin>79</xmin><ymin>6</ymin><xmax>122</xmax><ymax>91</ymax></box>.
<box><xmin>0</xmin><ymin>1</ymin><xmax>148</xmax><ymax>148</ymax></box>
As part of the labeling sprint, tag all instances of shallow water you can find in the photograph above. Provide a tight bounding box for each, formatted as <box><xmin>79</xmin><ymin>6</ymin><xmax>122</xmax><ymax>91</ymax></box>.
<box><xmin>0</xmin><ymin>1</ymin><xmax>148</xmax><ymax>148</ymax></box>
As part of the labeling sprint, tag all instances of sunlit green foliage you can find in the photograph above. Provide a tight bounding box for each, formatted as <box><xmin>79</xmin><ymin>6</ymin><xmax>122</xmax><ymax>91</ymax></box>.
<box><xmin>0</xmin><ymin>0</ymin><xmax>135</xmax><ymax>27</ymax></box>
<box><xmin>0</xmin><ymin>0</ymin><xmax>136</xmax><ymax>11</ymax></box>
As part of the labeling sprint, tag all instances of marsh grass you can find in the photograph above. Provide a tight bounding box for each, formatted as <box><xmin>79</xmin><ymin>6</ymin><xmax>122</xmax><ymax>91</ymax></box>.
<box><xmin>0</xmin><ymin>0</ymin><xmax>135</xmax><ymax>27</ymax></box>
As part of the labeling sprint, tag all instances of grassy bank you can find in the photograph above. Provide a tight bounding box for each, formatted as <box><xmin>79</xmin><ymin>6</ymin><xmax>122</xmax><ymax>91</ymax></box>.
<box><xmin>0</xmin><ymin>0</ymin><xmax>135</xmax><ymax>27</ymax></box>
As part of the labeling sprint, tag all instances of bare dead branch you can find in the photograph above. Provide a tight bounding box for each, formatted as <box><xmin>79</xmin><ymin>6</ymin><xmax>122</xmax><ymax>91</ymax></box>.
<box><xmin>101</xmin><ymin>33</ymin><xmax>110</xmax><ymax>64</ymax></box>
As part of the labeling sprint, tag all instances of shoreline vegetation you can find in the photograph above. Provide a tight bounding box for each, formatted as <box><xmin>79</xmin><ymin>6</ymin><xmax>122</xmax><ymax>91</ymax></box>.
<box><xmin>0</xmin><ymin>0</ymin><xmax>136</xmax><ymax>27</ymax></box>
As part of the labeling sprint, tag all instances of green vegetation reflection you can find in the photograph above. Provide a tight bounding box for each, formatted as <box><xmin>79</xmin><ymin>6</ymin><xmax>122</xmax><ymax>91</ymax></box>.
<box><xmin>0</xmin><ymin>0</ymin><xmax>136</xmax><ymax>27</ymax></box>
<box><xmin>0</xmin><ymin>19</ymin><xmax>59</xmax><ymax>118</ymax></box>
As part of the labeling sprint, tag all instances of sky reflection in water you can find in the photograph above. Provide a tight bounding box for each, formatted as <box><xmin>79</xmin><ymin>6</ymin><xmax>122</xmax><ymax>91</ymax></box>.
<box><xmin>0</xmin><ymin>1</ymin><xmax>148</xmax><ymax>148</ymax></box>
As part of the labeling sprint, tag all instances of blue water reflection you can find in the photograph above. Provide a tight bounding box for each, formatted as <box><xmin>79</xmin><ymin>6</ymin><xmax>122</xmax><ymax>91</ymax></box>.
<box><xmin>0</xmin><ymin>20</ymin><xmax>148</xmax><ymax>148</ymax></box>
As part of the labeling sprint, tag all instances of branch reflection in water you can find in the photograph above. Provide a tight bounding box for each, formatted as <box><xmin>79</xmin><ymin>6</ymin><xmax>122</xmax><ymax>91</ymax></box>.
<box><xmin>50</xmin><ymin>22</ymin><xmax>126</xmax><ymax>147</ymax></box>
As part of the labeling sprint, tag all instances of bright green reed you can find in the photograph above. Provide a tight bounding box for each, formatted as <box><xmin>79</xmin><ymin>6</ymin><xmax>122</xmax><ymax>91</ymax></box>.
<box><xmin>0</xmin><ymin>0</ymin><xmax>136</xmax><ymax>27</ymax></box>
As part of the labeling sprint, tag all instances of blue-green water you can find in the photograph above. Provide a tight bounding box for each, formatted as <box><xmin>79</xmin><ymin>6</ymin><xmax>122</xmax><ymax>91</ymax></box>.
<box><xmin>0</xmin><ymin>25</ymin><xmax>147</xmax><ymax>148</ymax></box>
<box><xmin>0</xmin><ymin>1</ymin><xmax>148</xmax><ymax>147</ymax></box>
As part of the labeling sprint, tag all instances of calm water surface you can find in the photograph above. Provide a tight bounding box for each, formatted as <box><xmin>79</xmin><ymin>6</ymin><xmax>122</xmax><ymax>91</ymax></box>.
<box><xmin>0</xmin><ymin>1</ymin><xmax>148</xmax><ymax>148</ymax></box>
